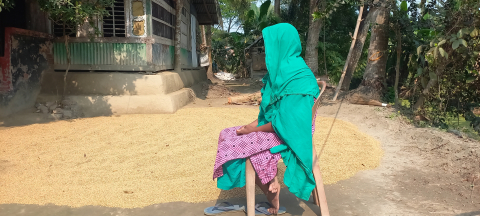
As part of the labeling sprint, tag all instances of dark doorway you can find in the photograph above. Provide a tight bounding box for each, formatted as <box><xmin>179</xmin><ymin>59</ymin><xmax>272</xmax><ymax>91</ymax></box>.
<box><xmin>0</xmin><ymin>0</ymin><xmax>27</xmax><ymax>56</ymax></box>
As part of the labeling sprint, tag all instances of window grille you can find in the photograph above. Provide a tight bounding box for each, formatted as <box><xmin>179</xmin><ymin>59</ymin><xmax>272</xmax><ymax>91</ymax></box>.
<box><xmin>182</xmin><ymin>7</ymin><xmax>186</xmax><ymax>17</ymax></box>
<box><xmin>103</xmin><ymin>0</ymin><xmax>126</xmax><ymax>37</ymax></box>
<box><xmin>53</xmin><ymin>23</ymin><xmax>77</xmax><ymax>37</ymax></box>
<box><xmin>152</xmin><ymin>1</ymin><xmax>176</xmax><ymax>40</ymax></box>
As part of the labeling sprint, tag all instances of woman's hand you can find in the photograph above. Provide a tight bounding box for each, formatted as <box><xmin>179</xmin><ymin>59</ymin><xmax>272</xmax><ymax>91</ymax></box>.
<box><xmin>236</xmin><ymin>119</ymin><xmax>258</xmax><ymax>135</ymax></box>
<box><xmin>236</xmin><ymin>125</ymin><xmax>254</xmax><ymax>135</ymax></box>
<box><xmin>236</xmin><ymin>119</ymin><xmax>274</xmax><ymax>135</ymax></box>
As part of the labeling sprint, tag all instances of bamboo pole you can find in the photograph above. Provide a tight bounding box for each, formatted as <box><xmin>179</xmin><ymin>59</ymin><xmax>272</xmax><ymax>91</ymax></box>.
<box><xmin>332</xmin><ymin>4</ymin><xmax>364</xmax><ymax>101</ymax></box>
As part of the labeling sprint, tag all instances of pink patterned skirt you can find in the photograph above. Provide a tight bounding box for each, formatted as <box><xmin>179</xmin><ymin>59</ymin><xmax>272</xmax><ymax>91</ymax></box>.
<box><xmin>213</xmin><ymin>112</ymin><xmax>317</xmax><ymax>185</ymax></box>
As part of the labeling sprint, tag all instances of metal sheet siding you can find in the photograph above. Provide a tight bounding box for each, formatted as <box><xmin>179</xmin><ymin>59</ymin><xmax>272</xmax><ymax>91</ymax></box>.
<box><xmin>152</xmin><ymin>43</ymin><xmax>174</xmax><ymax>68</ymax></box>
<box><xmin>54</xmin><ymin>42</ymin><xmax>147</xmax><ymax>66</ymax></box>
<box><xmin>180</xmin><ymin>48</ymin><xmax>192</xmax><ymax>67</ymax></box>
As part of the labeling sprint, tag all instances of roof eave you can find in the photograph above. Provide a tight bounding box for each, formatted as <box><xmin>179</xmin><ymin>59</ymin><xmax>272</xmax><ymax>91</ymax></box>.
<box><xmin>193</xmin><ymin>0</ymin><xmax>221</xmax><ymax>25</ymax></box>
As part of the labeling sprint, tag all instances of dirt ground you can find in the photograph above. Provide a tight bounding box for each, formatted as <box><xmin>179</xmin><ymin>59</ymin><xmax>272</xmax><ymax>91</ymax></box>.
<box><xmin>1</xmin><ymin>78</ymin><xmax>479</xmax><ymax>216</ymax></box>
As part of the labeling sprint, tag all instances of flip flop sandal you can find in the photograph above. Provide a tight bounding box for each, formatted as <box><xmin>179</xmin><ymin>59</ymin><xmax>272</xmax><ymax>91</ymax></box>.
<box><xmin>204</xmin><ymin>202</ymin><xmax>245</xmax><ymax>215</ymax></box>
<box><xmin>245</xmin><ymin>202</ymin><xmax>287</xmax><ymax>215</ymax></box>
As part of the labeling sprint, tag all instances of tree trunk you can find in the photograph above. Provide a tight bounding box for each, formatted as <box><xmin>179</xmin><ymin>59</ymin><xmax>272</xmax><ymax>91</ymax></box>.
<box><xmin>394</xmin><ymin>28</ymin><xmax>402</xmax><ymax>108</ymax></box>
<box><xmin>399</xmin><ymin>54</ymin><xmax>410</xmax><ymax>88</ymax></box>
<box><xmin>274</xmin><ymin>0</ymin><xmax>280</xmax><ymax>15</ymax></box>
<box><xmin>201</xmin><ymin>25</ymin><xmax>207</xmax><ymax>45</ymax></box>
<box><xmin>355</xmin><ymin>3</ymin><xmax>389</xmax><ymax>100</ymax></box>
<box><xmin>412</xmin><ymin>63</ymin><xmax>447</xmax><ymax>111</ymax></box>
<box><xmin>174</xmin><ymin>0</ymin><xmax>182</xmax><ymax>72</ymax></box>
<box><xmin>205</xmin><ymin>25</ymin><xmax>222</xmax><ymax>83</ymax></box>
<box><xmin>206</xmin><ymin>25</ymin><xmax>213</xmax><ymax>79</ymax></box>
<box><xmin>341</xmin><ymin>6</ymin><xmax>371</xmax><ymax>90</ymax></box>
<box><xmin>63</xmin><ymin>35</ymin><xmax>71</xmax><ymax>99</ymax></box>
<box><xmin>419</xmin><ymin>0</ymin><xmax>427</xmax><ymax>16</ymax></box>
<box><xmin>304</xmin><ymin>0</ymin><xmax>324</xmax><ymax>74</ymax></box>
<box><xmin>227</xmin><ymin>18</ymin><xmax>233</xmax><ymax>33</ymax></box>
<box><xmin>333</xmin><ymin>4</ymin><xmax>365</xmax><ymax>101</ymax></box>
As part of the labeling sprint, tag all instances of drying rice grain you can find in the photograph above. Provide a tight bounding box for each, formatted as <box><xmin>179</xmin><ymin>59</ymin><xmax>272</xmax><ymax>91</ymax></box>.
<box><xmin>0</xmin><ymin>107</ymin><xmax>382</xmax><ymax>208</ymax></box>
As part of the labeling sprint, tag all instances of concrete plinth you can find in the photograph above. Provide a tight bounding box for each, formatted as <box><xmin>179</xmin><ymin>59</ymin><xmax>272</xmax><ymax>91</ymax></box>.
<box><xmin>37</xmin><ymin>69</ymin><xmax>206</xmax><ymax>116</ymax></box>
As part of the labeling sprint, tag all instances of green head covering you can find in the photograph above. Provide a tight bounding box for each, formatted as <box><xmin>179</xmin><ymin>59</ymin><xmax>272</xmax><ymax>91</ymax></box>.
<box><xmin>260</xmin><ymin>23</ymin><xmax>319</xmax><ymax>105</ymax></box>
<box><xmin>258</xmin><ymin>23</ymin><xmax>320</xmax><ymax>124</ymax></box>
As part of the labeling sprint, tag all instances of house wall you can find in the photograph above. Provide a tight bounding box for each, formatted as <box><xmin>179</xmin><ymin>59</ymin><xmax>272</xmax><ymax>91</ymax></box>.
<box><xmin>180</xmin><ymin>48</ymin><xmax>192</xmax><ymax>68</ymax></box>
<box><xmin>190</xmin><ymin>2</ymin><xmax>199</xmax><ymax>67</ymax></box>
<box><xmin>0</xmin><ymin>28</ymin><xmax>54</xmax><ymax>117</ymax></box>
<box><xmin>0</xmin><ymin>0</ymin><xmax>27</xmax><ymax>57</ymax></box>
<box><xmin>52</xmin><ymin>37</ymin><xmax>179</xmax><ymax>71</ymax></box>
<box><xmin>152</xmin><ymin>43</ymin><xmax>174</xmax><ymax>68</ymax></box>
<box><xmin>49</xmin><ymin>0</ymin><xmax>201</xmax><ymax>72</ymax></box>
<box><xmin>25</xmin><ymin>0</ymin><xmax>51</xmax><ymax>34</ymax></box>
<box><xmin>53</xmin><ymin>40</ymin><xmax>148</xmax><ymax>70</ymax></box>
<box><xmin>251</xmin><ymin>47</ymin><xmax>267</xmax><ymax>71</ymax></box>
<box><xmin>126</xmin><ymin>0</ymin><xmax>148</xmax><ymax>37</ymax></box>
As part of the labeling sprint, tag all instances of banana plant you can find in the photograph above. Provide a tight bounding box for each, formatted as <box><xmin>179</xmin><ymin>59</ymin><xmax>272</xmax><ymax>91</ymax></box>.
<box><xmin>243</xmin><ymin>0</ymin><xmax>280</xmax><ymax>37</ymax></box>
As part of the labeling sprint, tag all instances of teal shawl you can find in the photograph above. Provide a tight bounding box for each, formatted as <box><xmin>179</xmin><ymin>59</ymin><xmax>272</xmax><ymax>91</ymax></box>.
<box><xmin>217</xmin><ymin>23</ymin><xmax>320</xmax><ymax>201</ymax></box>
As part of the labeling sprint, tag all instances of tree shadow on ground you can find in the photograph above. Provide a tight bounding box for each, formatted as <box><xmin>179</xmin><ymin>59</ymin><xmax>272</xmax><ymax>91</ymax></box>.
<box><xmin>0</xmin><ymin>70</ymin><xmax>140</xmax><ymax>128</ymax></box>
<box><xmin>222</xmin><ymin>80</ymin><xmax>263</xmax><ymax>95</ymax></box>
<box><xmin>0</xmin><ymin>66</ymin><xmax>210</xmax><ymax>129</ymax></box>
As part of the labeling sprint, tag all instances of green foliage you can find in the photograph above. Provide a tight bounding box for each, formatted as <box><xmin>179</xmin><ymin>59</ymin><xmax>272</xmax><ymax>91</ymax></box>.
<box><xmin>386</xmin><ymin>111</ymin><xmax>400</xmax><ymax>119</ymax></box>
<box><xmin>316</xmin><ymin>3</ymin><xmax>357</xmax><ymax>83</ymax></box>
<box><xmin>243</xmin><ymin>0</ymin><xmax>280</xmax><ymax>36</ymax></box>
<box><xmin>382</xmin><ymin>0</ymin><xmax>480</xmax><ymax>133</ymax></box>
<box><xmin>212</xmin><ymin>0</ymin><xmax>280</xmax><ymax>76</ymax></box>
<box><xmin>218</xmin><ymin>0</ymin><xmax>254</xmax><ymax>32</ymax></box>
<box><xmin>384</xmin><ymin>87</ymin><xmax>395</xmax><ymax>104</ymax></box>
<box><xmin>400</xmin><ymin>1</ymin><xmax>407</xmax><ymax>12</ymax></box>
<box><xmin>422</xmin><ymin>13</ymin><xmax>430</xmax><ymax>20</ymax></box>
<box><xmin>38</xmin><ymin>0</ymin><xmax>115</xmax><ymax>37</ymax></box>
<box><xmin>0</xmin><ymin>0</ymin><xmax>14</xmax><ymax>12</ymax></box>
<box><xmin>212</xmin><ymin>0</ymin><xmax>480</xmax><ymax>135</ymax></box>
<box><xmin>312</xmin><ymin>0</ymin><xmax>360</xmax><ymax>21</ymax></box>
<box><xmin>212</xmin><ymin>30</ymin><xmax>249</xmax><ymax>75</ymax></box>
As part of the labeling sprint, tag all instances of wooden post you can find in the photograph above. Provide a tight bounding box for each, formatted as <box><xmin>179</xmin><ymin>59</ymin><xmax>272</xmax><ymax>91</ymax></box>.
<box><xmin>312</xmin><ymin>142</ymin><xmax>330</xmax><ymax>216</ymax></box>
<box><xmin>332</xmin><ymin>4</ymin><xmax>364</xmax><ymax>101</ymax></box>
<box><xmin>246</xmin><ymin>159</ymin><xmax>256</xmax><ymax>216</ymax></box>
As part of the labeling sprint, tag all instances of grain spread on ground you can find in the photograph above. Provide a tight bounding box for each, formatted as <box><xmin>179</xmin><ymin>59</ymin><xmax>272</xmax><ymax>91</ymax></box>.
<box><xmin>0</xmin><ymin>107</ymin><xmax>383</xmax><ymax>208</ymax></box>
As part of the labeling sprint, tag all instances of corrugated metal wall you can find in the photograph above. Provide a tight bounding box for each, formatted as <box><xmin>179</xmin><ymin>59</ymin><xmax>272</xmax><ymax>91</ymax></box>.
<box><xmin>152</xmin><ymin>43</ymin><xmax>174</xmax><ymax>68</ymax></box>
<box><xmin>180</xmin><ymin>48</ymin><xmax>192</xmax><ymax>67</ymax></box>
<box><xmin>54</xmin><ymin>42</ymin><xmax>147</xmax><ymax>66</ymax></box>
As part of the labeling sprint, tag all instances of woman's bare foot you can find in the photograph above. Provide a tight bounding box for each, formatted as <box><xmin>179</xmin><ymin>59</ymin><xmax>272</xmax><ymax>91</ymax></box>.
<box><xmin>267</xmin><ymin>177</ymin><xmax>280</xmax><ymax>214</ymax></box>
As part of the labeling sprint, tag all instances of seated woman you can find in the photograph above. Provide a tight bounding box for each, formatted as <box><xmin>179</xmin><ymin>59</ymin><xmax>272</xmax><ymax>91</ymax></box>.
<box><xmin>212</xmin><ymin>23</ymin><xmax>320</xmax><ymax>214</ymax></box>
